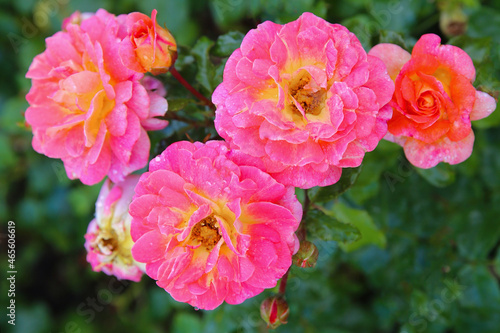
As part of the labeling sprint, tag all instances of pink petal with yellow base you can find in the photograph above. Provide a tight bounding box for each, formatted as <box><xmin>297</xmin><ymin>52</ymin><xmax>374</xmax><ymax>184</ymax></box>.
<box><xmin>130</xmin><ymin>141</ymin><xmax>301</xmax><ymax>310</ymax></box>
<box><xmin>25</xmin><ymin>9</ymin><xmax>169</xmax><ymax>185</ymax></box>
<box><xmin>214</xmin><ymin>12</ymin><xmax>394</xmax><ymax>188</ymax></box>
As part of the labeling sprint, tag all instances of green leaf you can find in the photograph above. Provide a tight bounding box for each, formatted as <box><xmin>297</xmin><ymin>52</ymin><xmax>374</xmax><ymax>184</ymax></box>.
<box><xmin>12</xmin><ymin>303</ymin><xmax>51</xmax><ymax>333</ymax></box>
<box><xmin>68</xmin><ymin>184</ymin><xmax>101</xmax><ymax>218</ymax></box>
<box><xmin>0</xmin><ymin>97</ymin><xmax>28</xmax><ymax>134</ymax></box>
<box><xmin>0</xmin><ymin>134</ymin><xmax>16</xmax><ymax>170</ymax></box>
<box><xmin>306</xmin><ymin>208</ymin><xmax>361</xmax><ymax>244</ymax></box>
<box><xmin>415</xmin><ymin>163</ymin><xmax>456</xmax><ymax>187</ymax></box>
<box><xmin>149</xmin><ymin>287</ymin><xmax>172</xmax><ymax>320</ymax></box>
<box><xmin>137</xmin><ymin>0</ymin><xmax>198</xmax><ymax>45</ymax></box>
<box><xmin>172</xmin><ymin>313</ymin><xmax>203</xmax><ymax>333</ymax></box>
<box><xmin>377</xmin><ymin>30</ymin><xmax>408</xmax><ymax>49</ymax></box>
<box><xmin>468</xmin><ymin>7</ymin><xmax>500</xmax><ymax>43</ymax></box>
<box><xmin>410</xmin><ymin>289</ymin><xmax>429</xmax><ymax>313</ymax></box>
<box><xmin>214</xmin><ymin>58</ymin><xmax>227</xmax><ymax>90</ymax></box>
<box><xmin>341</xmin><ymin>14</ymin><xmax>373</xmax><ymax>49</ymax></box>
<box><xmin>448</xmin><ymin>36</ymin><xmax>500</xmax><ymax>130</ymax></box>
<box><xmin>309</xmin><ymin>166</ymin><xmax>362</xmax><ymax>203</ymax></box>
<box><xmin>213</xmin><ymin>31</ymin><xmax>244</xmax><ymax>57</ymax></box>
<box><xmin>459</xmin><ymin>265</ymin><xmax>500</xmax><ymax>310</ymax></box>
<box><xmin>332</xmin><ymin>201</ymin><xmax>386</xmax><ymax>252</ymax></box>
<box><xmin>210</xmin><ymin>0</ymin><xmax>247</xmax><ymax>28</ymax></box>
<box><xmin>456</xmin><ymin>209</ymin><xmax>500</xmax><ymax>260</ymax></box>
<box><xmin>191</xmin><ymin>37</ymin><xmax>217</xmax><ymax>94</ymax></box>
<box><xmin>347</xmin><ymin>142</ymin><xmax>401</xmax><ymax>204</ymax></box>
<box><xmin>167</xmin><ymin>98</ymin><xmax>197</xmax><ymax>112</ymax></box>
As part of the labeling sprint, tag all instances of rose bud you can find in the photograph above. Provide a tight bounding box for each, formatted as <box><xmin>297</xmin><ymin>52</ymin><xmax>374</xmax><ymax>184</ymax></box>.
<box><xmin>260</xmin><ymin>296</ymin><xmax>290</xmax><ymax>329</ymax></box>
<box><xmin>292</xmin><ymin>240</ymin><xmax>319</xmax><ymax>268</ymax></box>
<box><xmin>440</xmin><ymin>7</ymin><xmax>468</xmax><ymax>37</ymax></box>
<box><xmin>120</xmin><ymin>9</ymin><xmax>177</xmax><ymax>75</ymax></box>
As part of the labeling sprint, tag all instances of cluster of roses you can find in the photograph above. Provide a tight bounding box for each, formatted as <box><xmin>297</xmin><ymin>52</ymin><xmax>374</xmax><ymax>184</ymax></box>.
<box><xmin>25</xmin><ymin>9</ymin><xmax>496</xmax><ymax>314</ymax></box>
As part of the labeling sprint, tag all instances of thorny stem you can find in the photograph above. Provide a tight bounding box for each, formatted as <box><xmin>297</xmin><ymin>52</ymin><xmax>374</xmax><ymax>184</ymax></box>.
<box><xmin>170</xmin><ymin>67</ymin><xmax>215</xmax><ymax>110</ymax></box>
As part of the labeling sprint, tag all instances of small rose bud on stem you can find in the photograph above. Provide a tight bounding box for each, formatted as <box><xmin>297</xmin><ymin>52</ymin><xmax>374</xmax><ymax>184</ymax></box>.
<box><xmin>121</xmin><ymin>9</ymin><xmax>177</xmax><ymax>75</ymax></box>
<box><xmin>260</xmin><ymin>296</ymin><xmax>290</xmax><ymax>329</ymax></box>
<box><xmin>437</xmin><ymin>0</ymin><xmax>468</xmax><ymax>37</ymax></box>
<box><xmin>293</xmin><ymin>240</ymin><xmax>319</xmax><ymax>268</ymax></box>
<box><xmin>439</xmin><ymin>6</ymin><xmax>468</xmax><ymax>37</ymax></box>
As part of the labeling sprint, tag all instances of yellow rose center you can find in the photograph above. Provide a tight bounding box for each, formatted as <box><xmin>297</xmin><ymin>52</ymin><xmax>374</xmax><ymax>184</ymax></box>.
<box><xmin>280</xmin><ymin>69</ymin><xmax>327</xmax><ymax>125</ymax></box>
<box><xmin>190</xmin><ymin>215</ymin><xmax>222</xmax><ymax>251</ymax></box>
<box><xmin>288</xmin><ymin>70</ymin><xmax>327</xmax><ymax>116</ymax></box>
<box><xmin>98</xmin><ymin>234</ymin><xmax>118</xmax><ymax>255</ymax></box>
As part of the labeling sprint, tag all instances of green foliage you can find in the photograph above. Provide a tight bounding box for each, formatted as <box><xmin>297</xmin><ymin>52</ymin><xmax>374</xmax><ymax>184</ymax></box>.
<box><xmin>1</xmin><ymin>0</ymin><xmax>500</xmax><ymax>332</ymax></box>
<box><xmin>306</xmin><ymin>208</ymin><xmax>361</xmax><ymax>244</ymax></box>
<box><xmin>213</xmin><ymin>31</ymin><xmax>245</xmax><ymax>57</ymax></box>
<box><xmin>191</xmin><ymin>37</ymin><xmax>218</xmax><ymax>94</ymax></box>
<box><xmin>308</xmin><ymin>166</ymin><xmax>362</xmax><ymax>203</ymax></box>
<box><xmin>415</xmin><ymin>163</ymin><xmax>456</xmax><ymax>187</ymax></box>
<box><xmin>332</xmin><ymin>201</ymin><xmax>387</xmax><ymax>252</ymax></box>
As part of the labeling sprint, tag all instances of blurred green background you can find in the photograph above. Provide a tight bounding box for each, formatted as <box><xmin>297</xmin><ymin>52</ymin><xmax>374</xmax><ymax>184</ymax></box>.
<box><xmin>1</xmin><ymin>0</ymin><xmax>500</xmax><ymax>332</ymax></box>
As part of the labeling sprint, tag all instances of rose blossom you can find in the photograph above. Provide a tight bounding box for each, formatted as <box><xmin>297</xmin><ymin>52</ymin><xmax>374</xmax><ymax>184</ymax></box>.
<box><xmin>25</xmin><ymin>9</ymin><xmax>168</xmax><ymax>185</ymax></box>
<box><xmin>85</xmin><ymin>175</ymin><xmax>145</xmax><ymax>282</ymax></box>
<box><xmin>130</xmin><ymin>141</ymin><xmax>302</xmax><ymax>310</ymax></box>
<box><xmin>369</xmin><ymin>34</ymin><xmax>497</xmax><ymax>168</ymax></box>
<box><xmin>119</xmin><ymin>9</ymin><xmax>177</xmax><ymax>75</ymax></box>
<box><xmin>213</xmin><ymin>12</ymin><xmax>394</xmax><ymax>189</ymax></box>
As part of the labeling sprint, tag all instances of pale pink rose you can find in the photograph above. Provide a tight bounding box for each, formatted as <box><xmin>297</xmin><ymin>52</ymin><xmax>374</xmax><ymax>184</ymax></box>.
<box><xmin>130</xmin><ymin>141</ymin><xmax>302</xmax><ymax>310</ymax></box>
<box><xmin>25</xmin><ymin>9</ymin><xmax>169</xmax><ymax>185</ymax></box>
<box><xmin>369</xmin><ymin>34</ymin><xmax>497</xmax><ymax>168</ymax></box>
<box><xmin>119</xmin><ymin>9</ymin><xmax>177</xmax><ymax>75</ymax></box>
<box><xmin>85</xmin><ymin>175</ymin><xmax>145</xmax><ymax>282</ymax></box>
<box><xmin>213</xmin><ymin>12</ymin><xmax>394</xmax><ymax>189</ymax></box>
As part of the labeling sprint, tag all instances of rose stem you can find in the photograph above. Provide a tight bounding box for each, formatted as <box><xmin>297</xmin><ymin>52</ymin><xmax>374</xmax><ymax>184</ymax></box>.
<box><xmin>278</xmin><ymin>191</ymin><xmax>311</xmax><ymax>297</ymax></box>
<box><xmin>278</xmin><ymin>269</ymin><xmax>290</xmax><ymax>296</ymax></box>
<box><xmin>297</xmin><ymin>189</ymin><xmax>310</xmax><ymax>242</ymax></box>
<box><xmin>170</xmin><ymin>67</ymin><xmax>215</xmax><ymax>110</ymax></box>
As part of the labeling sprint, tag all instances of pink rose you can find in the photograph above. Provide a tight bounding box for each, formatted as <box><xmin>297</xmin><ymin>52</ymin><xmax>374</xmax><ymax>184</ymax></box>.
<box><xmin>25</xmin><ymin>9</ymin><xmax>169</xmax><ymax>185</ymax></box>
<box><xmin>85</xmin><ymin>175</ymin><xmax>145</xmax><ymax>282</ymax></box>
<box><xmin>130</xmin><ymin>141</ymin><xmax>302</xmax><ymax>310</ymax></box>
<box><xmin>213</xmin><ymin>12</ymin><xmax>394</xmax><ymax>189</ymax></box>
<box><xmin>369</xmin><ymin>34</ymin><xmax>497</xmax><ymax>168</ymax></box>
<box><xmin>120</xmin><ymin>9</ymin><xmax>177</xmax><ymax>75</ymax></box>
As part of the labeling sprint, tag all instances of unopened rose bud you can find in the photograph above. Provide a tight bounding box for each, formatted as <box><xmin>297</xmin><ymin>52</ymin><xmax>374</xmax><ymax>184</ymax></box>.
<box><xmin>120</xmin><ymin>9</ymin><xmax>177</xmax><ymax>75</ymax></box>
<box><xmin>292</xmin><ymin>240</ymin><xmax>319</xmax><ymax>268</ymax></box>
<box><xmin>439</xmin><ymin>7</ymin><xmax>468</xmax><ymax>37</ymax></box>
<box><xmin>260</xmin><ymin>296</ymin><xmax>289</xmax><ymax>329</ymax></box>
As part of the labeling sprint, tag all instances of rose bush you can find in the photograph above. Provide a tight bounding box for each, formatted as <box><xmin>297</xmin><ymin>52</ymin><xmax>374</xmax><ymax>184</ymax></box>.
<box><xmin>15</xmin><ymin>4</ymin><xmax>500</xmax><ymax>331</ymax></box>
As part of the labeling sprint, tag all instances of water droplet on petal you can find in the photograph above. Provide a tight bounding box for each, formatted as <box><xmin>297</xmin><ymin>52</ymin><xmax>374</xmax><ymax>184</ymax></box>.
<box><xmin>155</xmin><ymin>156</ymin><xmax>161</xmax><ymax>162</ymax></box>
